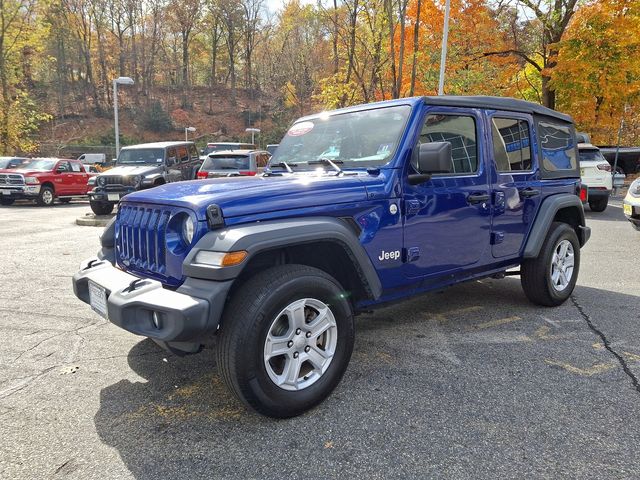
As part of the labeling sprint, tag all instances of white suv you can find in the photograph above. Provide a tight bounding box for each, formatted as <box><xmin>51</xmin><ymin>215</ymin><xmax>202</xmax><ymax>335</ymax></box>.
<box><xmin>579</xmin><ymin>143</ymin><xmax>612</xmax><ymax>212</ymax></box>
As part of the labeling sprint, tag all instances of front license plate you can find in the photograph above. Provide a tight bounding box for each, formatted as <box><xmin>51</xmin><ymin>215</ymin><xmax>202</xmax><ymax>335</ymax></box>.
<box><xmin>107</xmin><ymin>193</ymin><xmax>120</xmax><ymax>201</ymax></box>
<box><xmin>88</xmin><ymin>281</ymin><xmax>108</xmax><ymax>319</ymax></box>
<box><xmin>623</xmin><ymin>204</ymin><xmax>632</xmax><ymax>216</ymax></box>
<box><xmin>0</xmin><ymin>189</ymin><xmax>10</xmax><ymax>195</ymax></box>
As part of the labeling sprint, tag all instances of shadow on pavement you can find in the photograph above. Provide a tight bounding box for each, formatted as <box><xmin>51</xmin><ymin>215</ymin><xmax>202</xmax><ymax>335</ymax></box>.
<box><xmin>93</xmin><ymin>278</ymin><xmax>640</xmax><ymax>478</ymax></box>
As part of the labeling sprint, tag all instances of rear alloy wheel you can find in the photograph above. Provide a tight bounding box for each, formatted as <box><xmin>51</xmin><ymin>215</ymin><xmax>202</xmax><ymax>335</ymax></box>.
<box><xmin>588</xmin><ymin>197</ymin><xmax>608</xmax><ymax>212</ymax></box>
<box><xmin>36</xmin><ymin>186</ymin><xmax>55</xmax><ymax>206</ymax></box>
<box><xmin>90</xmin><ymin>200</ymin><xmax>114</xmax><ymax>215</ymax></box>
<box><xmin>217</xmin><ymin>264</ymin><xmax>354</xmax><ymax>418</ymax></box>
<box><xmin>521</xmin><ymin>222</ymin><xmax>580</xmax><ymax>306</ymax></box>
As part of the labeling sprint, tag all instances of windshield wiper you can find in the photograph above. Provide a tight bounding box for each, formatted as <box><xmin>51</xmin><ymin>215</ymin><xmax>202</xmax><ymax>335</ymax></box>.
<box><xmin>265</xmin><ymin>161</ymin><xmax>297</xmax><ymax>175</ymax></box>
<box><xmin>308</xmin><ymin>158</ymin><xmax>344</xmax><ymax>175</ymax></box>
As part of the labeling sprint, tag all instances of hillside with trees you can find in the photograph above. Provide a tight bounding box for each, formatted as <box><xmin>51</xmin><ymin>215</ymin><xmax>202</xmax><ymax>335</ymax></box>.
<box><xmin>1</xmin><ymin>0</ymin><xmax>639</xmax><ymax>156</ymax></box>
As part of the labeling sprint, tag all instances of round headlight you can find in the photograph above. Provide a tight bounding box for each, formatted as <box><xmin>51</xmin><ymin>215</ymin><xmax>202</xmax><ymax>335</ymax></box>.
<box><xmin>97</xmin><ymin>176</ymin><xmax>106</xmax><ymax>186</ymax></box>
<box><xmin>182</xmin><ymin>216</ymin><xmax>195</xmax><ymax>244</ymax></box>
<box><xmin>133</xmin><ymin>175</ymin><xmax>142</xmax><ymax>186</ymax></box>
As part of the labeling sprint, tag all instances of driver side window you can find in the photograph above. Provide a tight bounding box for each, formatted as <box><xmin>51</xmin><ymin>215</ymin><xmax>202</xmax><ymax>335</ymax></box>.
<box><xmin>417</xmin><ymin>114</ymin><xmax>478</xmax><ymax>174</ymax></box>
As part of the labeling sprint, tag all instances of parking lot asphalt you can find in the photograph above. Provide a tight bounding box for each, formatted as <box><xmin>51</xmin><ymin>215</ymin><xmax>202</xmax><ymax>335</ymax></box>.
<box><xmin>1</xmin><ymin>197</ymin><xmax>639</xmax><ymax>479</ymax></box>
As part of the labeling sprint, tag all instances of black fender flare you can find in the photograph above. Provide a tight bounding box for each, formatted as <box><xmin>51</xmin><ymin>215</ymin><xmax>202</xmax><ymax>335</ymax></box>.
<box><xmin>523</xmin><ymin>193</ymin><xmax>590</xmax><ymax>258</ymax></box>
<box><xmin>182</xmin><ymin>216</ymin><xmax>383</xmax><ymax>299</ymax></box>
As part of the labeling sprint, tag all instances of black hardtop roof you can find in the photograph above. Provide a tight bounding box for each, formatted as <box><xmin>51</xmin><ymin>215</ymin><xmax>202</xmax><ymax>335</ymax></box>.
<box><xmin>424</xmin><ymin>95</ymin><xmax>573</xmax><ymax>123</ymax></box>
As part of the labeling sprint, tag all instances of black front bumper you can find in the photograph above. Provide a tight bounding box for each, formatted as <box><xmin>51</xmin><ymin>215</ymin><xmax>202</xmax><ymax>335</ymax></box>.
<box><xmin>72</xmin><ymin>258</ymin><xmax>233</xmax><ymax>351</ymax></box>
<box><xmin>89</xmin><ymin>188</ymin><xmax>136</xmax><ymax>203</ymax></box>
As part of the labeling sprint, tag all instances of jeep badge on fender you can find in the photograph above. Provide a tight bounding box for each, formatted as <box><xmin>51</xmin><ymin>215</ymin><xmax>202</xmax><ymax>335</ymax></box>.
<box><xmin>72</xmin><ymin>96</ymin><xmax>590</xmax><ymax>418</ymax></box>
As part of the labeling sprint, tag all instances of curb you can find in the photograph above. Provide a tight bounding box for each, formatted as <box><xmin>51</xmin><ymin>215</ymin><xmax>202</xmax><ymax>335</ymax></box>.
<box><xmin>76</xmin><ymin>213</ymin><xmax>115</xmax><ymax>227</ymax></box>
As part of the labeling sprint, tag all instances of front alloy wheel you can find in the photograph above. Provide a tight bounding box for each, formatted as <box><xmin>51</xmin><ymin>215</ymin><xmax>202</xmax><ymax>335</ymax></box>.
<box><xmin>263</xmin><ymin>298</ymin><xmax>338</xmax><ymax>391</ymax></box>
<box><xmin>217</xmin><ymin>264</ymin><xmax>354</xmax><ymax>418</ymax></box>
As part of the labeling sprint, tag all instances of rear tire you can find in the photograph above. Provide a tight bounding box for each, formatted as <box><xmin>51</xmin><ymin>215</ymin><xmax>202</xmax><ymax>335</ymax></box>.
<box><xmin>521</xmin><ymin>222</ymin><xmax>580</xmax><ymax>307</ymax></box>
<box><xmin>216</xmin><ymin>264</ymin><xmax>354</xmax><ymax>418</ymax></box>
<box><xmin>588</xmin><ymin>197</ymin><xmax>608</xmax><ymax>212</ymax></box>
<box><xmin>36</xmin><ymin>186</ymin><xmax>55</xmax><ymax>206</ymax></box>
<box><xmin>90</xmin><ymin>200</ymin><xmax>114</xmax><ymax>215</ymax></box>
<box><xmin>0</xmin><ymin>198</ymin><xmax>15</xmax><ymax>206</ymax></box>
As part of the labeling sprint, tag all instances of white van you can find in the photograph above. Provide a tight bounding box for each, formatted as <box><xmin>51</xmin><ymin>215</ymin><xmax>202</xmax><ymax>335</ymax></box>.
<box><xmin>78</xmin><ymin>153</ymin><xmax>106</xmax><ymax>164</ymax></box>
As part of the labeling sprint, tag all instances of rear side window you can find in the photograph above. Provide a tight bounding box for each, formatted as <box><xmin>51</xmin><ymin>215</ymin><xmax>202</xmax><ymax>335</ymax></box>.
<box><xmin>189</xmin><ymin>144</ymin><xmax>198</xmax><ymax>160</ymax></box>
<box><xmin>177</xmin><ymin>146</ymin><xmax>189</xmax><ymax>163</ymax></box>
<box><xmin>538</xmin><ymin>121</ymin><xmax>577</xmax><ymax>172</ymax></box>
<box><xmin>491</xmin><ymin>117</ymin><xmax>532</xmax><ymax>172</ymax></box>
<box><xmin>256</xmin><ymin>153</ymin><xmax>270</xmax><ymax>168</ymax></box>
<box><xmin>419</xmin><ymin>114</ymin><xmax>478</xmax><ymax>174</ymax></box>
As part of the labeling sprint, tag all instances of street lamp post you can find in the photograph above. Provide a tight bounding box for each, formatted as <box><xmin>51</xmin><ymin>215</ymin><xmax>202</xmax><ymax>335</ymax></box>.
<box><xmin>185</xmin><ymin>126</ymin><xmax>196</xmax><ymax>141</ymax></box>
<box><xmin>113</xmin><ymin>76</ymin><xmax>134</xmax><ymax>157</ymax></box>
<box><xmin>438</xmin><ymin>0</ymin><xmax>451</xmax><ymax>95</ymax></box>
<box><xmin>246</xmin><ymin>127</ymin><xmax>260</xmax><ymax>146</ymax></box>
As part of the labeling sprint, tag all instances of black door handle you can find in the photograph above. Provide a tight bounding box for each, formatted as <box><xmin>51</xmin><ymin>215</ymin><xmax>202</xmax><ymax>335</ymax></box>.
<box><xmin>467</xmin><ymin>193</ymin><xmax>490</xmax><ymax>204</ymax></box>
<box><xmin>519</xmin><ymin>188</ymin><xmax>540</xmax><ymax>198</ymax></box>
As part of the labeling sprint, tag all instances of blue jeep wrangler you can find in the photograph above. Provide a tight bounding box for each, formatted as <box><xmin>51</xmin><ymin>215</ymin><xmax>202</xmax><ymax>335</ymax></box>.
<box><xmin>73</xmin><ymin>96</ymin><xmax>590</xmax><ymax>417</ymax></box>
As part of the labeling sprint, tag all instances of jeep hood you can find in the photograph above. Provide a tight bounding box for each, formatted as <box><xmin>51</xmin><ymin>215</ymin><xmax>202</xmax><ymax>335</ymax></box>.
<box><xmin>122</xmin><ymin>173</ymin><xmax>390</xmax><ymax>221</ymax></box>
<box><xmin>100</xmin><ymin>165</ymin><xmax>160</xmax><ymax>176</ymax></box>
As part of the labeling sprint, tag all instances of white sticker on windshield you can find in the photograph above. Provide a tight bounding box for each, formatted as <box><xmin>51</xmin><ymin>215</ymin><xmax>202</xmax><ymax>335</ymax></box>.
<box><xmin>287</xmin><ymin>121</ymin><xmax>314</xmax><ymax>137</ymax></box>
<box><xmin>377</xmin><ymin>144</ymin><xmax>392</xmax><ymax>155</ymax></box>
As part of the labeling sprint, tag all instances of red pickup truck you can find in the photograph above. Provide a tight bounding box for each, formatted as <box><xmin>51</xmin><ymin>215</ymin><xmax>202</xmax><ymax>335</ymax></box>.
<box><xmin>0</xmin><ymin>158</ymin><xmax>94</xmax><ymax>206</ymax></box>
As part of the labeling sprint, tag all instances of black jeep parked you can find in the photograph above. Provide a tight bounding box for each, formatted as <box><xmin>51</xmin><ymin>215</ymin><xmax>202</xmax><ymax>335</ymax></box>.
<box><xmin>89</xmin><ymin>141</ymin><xmax>200</xmax><ymax>215</ymax></box>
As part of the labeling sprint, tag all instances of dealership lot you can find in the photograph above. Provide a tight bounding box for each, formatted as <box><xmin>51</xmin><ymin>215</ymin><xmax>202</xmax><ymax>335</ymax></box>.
<box><xmin>1</xmin><ymin>199</ymin><xmax>639</xmax><ymax>479</ymax></box>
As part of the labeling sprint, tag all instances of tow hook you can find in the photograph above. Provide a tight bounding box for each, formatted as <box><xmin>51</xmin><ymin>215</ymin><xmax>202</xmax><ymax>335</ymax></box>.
<box><xmin>123</xmin><ymin>278</ymin><xmax>148</xmax><ymax>293</ymax></box>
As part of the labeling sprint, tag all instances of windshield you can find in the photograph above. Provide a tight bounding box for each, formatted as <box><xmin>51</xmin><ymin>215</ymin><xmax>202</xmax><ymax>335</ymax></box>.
<box><xmin>202</xmin><ymin>155</ymin><xmax>250</xmax><ymax>171</ymax></box>
<box><xmin>579</xmin><ymin>149</ymin><xmax>606</xmax><ymax>163</ymax></box>
<box><xmin>117</xmin><ymin>148</ymin><xmax>164</xmax><ymax>165</ymax></box>
<box><xmin>0</xmin><ymin>158</ymin><xmax>26</xmax><ymax>169</ymax></box>
<box><xmin>19</xmin><ymin>159</ymin><xmax>56</xmax><ymax>171</ymax></box>
<box><xmin>269</xmin><ymin>105</ymin><xmax>411</xmax><ymax>170</ymax></box>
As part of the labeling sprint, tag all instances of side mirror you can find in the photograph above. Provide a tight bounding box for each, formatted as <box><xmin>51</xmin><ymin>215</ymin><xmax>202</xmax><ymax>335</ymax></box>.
<box><xmin>409</xmin><ymin>141</ymin><xmax>451</xmax><ymax>185</ymax></box>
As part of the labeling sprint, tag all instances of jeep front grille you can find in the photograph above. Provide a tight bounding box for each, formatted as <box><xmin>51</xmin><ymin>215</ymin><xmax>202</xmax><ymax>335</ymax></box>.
<box><xmin>116</xmin><ymin>204</ymin><xmax>171</xmax><ymax>282</ymax></box>
<box><xmin>0</xmin><ymin>173</ymin><xmax>24</xmax><ymax>186</ymax></box>
<box><xmin>100</xmin><ymin>175</ymin><xmax>137</xmax><ymax>187</ymax></box>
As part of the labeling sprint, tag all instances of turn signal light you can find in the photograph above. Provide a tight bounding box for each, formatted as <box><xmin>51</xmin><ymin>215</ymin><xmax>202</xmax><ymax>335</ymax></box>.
<box><xmin>194</xmin><ymin>250</ymin><xmax>248</xmax><ymax>267</ymax></box>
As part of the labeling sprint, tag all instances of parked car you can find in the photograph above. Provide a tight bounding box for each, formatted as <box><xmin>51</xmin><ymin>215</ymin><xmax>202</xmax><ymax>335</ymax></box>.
<box><xmin>0</xmin><ymin>157</ymin><xmax>29</xmax><ymax>170</ymax></box>
<box><xmin>266</xmin><ymin>144</ymin><xmax>279</xmax><ymax>155</ymax></box>
<box><xmin>197</xmin><ymin>150</ymin><xmax>271</xmax><ymax>178</ymax></box>
<box><xmin>199</xmin><ymin>142</ymin><xmax>256</xmax><ymax>161</ymax></box>
<box><xmin>78</xmin><ymin>153</ymin><xmax>106</xmax><ymax>164</ymax></box>
<box><xmin>73</xmin><ymin>96</ymin><xmax>590</xmax><ymax>418</ymax></box>
<box><xmin>599</xmin><ymin>146</ymin><xmax>640</xmax><ymax>175</ymax></box>
<box><xmin>89</xmin><ymin>141</ymin><xmax>200</xmax><ymax>215</ymax></box>
<box><xmin>0</xmin><ymin>158</ymin><xmax>94</xmax><ymax>206</ymax></box>
<box><xmin>578</xmin><ymin>142</ymin><xmax>612</xmax><ymax>212</ymax></box>
<box><xmin>623</xmin><ymin>177</ymin><xmax>640</xmax><ymax>231</ymax></box>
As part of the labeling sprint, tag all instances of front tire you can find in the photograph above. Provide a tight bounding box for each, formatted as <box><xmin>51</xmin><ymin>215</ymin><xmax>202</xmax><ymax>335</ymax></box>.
<box><xmin>588</xmin><ymin>197</ymin><xmax>608</xmax><ymax>212</ymax></box>
<box><xmin>36</xmin><ymin>186</ymin><xmax>55</xmax><ymax>206</ymax></box>
<box><xmin>90</xmin><ymin>200</ymin><xmax>114</xmax><ymax>215</ymax></box>
<box><xmin>217</xmin><ymin>265</ymin><xmax>355</xmax><ymax>418</ymax></box>
<box><xmin>521</xmin><ymin>222</ymin><xmax>580</xmax><ymax>306</ymax></box>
